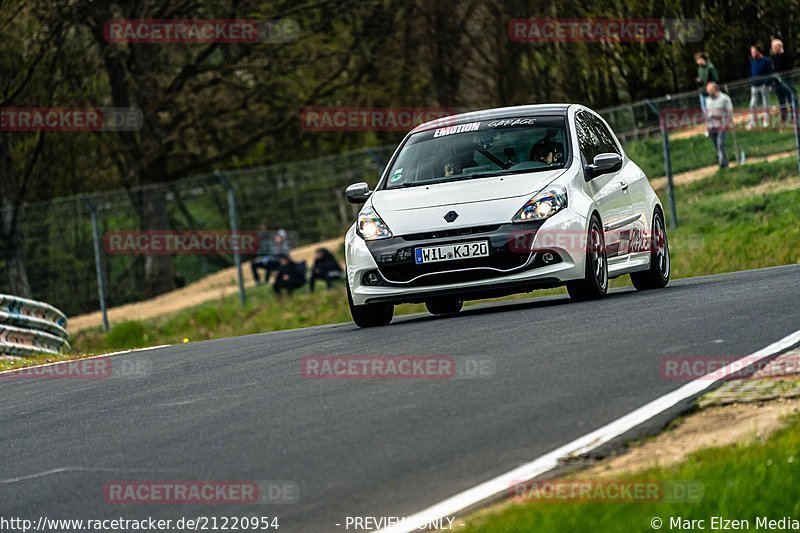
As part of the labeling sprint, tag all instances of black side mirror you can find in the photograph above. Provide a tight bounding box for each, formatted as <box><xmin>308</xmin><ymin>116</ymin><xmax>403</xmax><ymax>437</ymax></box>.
<box><xmin>584</xmin><ymin>153</ymin><xmax>622</xmax><ymax>180</ymax></box>
<box><xmin>345</xmin><ymin>182</ymin><xmax>372</xmax><ymax>204</ymax></box>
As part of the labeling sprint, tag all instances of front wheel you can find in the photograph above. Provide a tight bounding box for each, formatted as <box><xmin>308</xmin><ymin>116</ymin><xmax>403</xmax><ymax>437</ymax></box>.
<box><xmin>425</xmin><ymin>297</ymin><xmax>464</xmax><ymax>316</ymax></box>
<box><xmin>567</xmin><ymin>214</ymin><xmax>608</xmax><ymax>301</ymax></box>
<box><xmin>347</xmin><ymin>284</ymin><xmax>393</xmax><ymax>328</ymax></box>
<box><xmin>630</xmin><ymin>209</ymin><xmax>670</xmax><ymax>290</ymax></box>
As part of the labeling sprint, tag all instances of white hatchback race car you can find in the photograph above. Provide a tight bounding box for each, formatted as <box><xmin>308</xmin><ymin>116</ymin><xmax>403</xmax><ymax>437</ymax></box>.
<box><xmin>344</xmin><ymin>104</ymin><xmax>670</xmax><ymax>327</ymax></box>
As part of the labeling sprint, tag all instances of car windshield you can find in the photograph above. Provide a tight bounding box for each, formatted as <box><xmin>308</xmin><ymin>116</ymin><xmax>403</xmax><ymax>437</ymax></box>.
<box><xmin>382</xmin><ymin>116</ymin><xmax>569</xmax><ymax>189</ymax></box>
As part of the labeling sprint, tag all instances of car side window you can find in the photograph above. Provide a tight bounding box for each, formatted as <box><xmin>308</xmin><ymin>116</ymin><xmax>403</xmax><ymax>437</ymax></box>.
<box><xmin>586</xmin><ymin>113</ymin><xmax>621</xmax><ymax>155</ymax></box>
<box><xmin>575</xmin><ymin>112</ymin><xmax>602</xmax><ymax>163</ymax></box>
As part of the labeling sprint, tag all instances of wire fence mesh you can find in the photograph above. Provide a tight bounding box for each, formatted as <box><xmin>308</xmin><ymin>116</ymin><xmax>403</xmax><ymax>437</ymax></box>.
<box><xmin>1</xmin><ymin>146</ymin><xmax>395</xmax><ymax>318</ymax></box>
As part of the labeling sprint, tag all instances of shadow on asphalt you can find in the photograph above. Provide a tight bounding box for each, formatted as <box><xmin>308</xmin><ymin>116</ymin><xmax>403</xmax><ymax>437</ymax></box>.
<box><xmin>390</xmin><ymin>285</ymin><xmax>648</xmax><ymax>326</ymax></box>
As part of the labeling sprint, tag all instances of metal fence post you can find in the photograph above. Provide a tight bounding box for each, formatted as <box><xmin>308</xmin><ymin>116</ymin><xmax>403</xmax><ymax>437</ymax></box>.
<box><xmin>335</xmin><ymin>188</ymin><xmax>349</xmax><ymax>228</ymax></box>
<box><xmin>723</xmin><ymin>84</ymin><xmax>742</xmax><ymax>164</ymax></box>
<box><xmin>216</xmin><ymin>171</ymin><xmax>246</xmax><ymax>307</ymax></box>
<box><xmin>645</xmin><ymin>100</ymin><xmax>678</xmax><ymax>229</ymax></box>
<box><xmin>627</xmin><ymin>103</ymin><xmax>638</xmax><ymax>138</ymax></box>
<box><xmin>79</xmin><ymin>195</ymin><xmax>109</xmax><ymax>332</ymax></box>
<box><xmin>789</xmin><ymin>82</ymin><xmax>800</xmax><ymax>175</ymax></box>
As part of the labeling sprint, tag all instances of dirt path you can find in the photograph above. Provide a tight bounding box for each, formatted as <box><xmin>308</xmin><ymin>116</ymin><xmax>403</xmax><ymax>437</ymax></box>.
<box><xmin>649</xmin><ymin>150</ymin><xmax>796</xmax><ymax>190</ymax></box>
<box><xmin>68</xmin><ymin>237</ymin><xmax>344</xmax><ymax>332</ymax></box>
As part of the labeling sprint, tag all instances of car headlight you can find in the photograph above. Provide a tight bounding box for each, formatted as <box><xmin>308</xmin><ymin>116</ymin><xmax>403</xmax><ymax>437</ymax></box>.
<box><xmin>357</xmin><ymin>205</ymin><xmax>393</xmax><ymax>240</ymax></box>
<box><xmin>512</xmin><ymin>186</ymin><xmax>568</xmax><ymax>223</ymax></box>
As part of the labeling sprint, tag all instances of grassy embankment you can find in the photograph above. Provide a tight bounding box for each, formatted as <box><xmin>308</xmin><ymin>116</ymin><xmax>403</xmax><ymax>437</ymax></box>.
<box><xmin>625</xmin><ymin>128</ymin><xmax>796</xmax><ymax>177</ymax></box>
<box><xmin>460</xmin><ymin>413</ymin><xmax>800</xmax><ymax>533</ymax></box>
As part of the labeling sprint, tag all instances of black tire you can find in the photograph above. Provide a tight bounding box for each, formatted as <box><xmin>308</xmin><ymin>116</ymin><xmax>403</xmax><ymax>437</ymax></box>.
<box><xmin>566</xmin><ymin>214</ymin><xmax>608</xmax><ymax>301</ymax></box>
<box><xmin>347</xmin><ymin>284</ymin><xmax>393</xmax><ymax>327</ymax></box>
<box><xmin>425</xmin><ymin>297</ymin><xmax>464</xmax><ymax>316</ymax></box>
<box><xmin>631</xmin><ymin>209</ymin><xmax>670</xmax><ymax>290</ymax></box>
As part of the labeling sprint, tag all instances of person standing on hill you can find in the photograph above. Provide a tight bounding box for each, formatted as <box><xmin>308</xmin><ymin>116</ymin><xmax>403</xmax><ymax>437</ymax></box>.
<box><xmin>705</xmin><ymin>82</ymin><xmax>733</xmax><ymax>169</ymax></box>
<box><xmin>771</xmin><ymin>38</ymin><xmax>797</xmax><ymax>125</ymax></box>
<box><xmin>695</xmin><ymin>52</ymin><xmax>719</xmax><ymax>112</ymax></box>
<box><xmin>748</xmin><ymin>43</ymin><xmax>774</xmax><ymax>129</ymax></box>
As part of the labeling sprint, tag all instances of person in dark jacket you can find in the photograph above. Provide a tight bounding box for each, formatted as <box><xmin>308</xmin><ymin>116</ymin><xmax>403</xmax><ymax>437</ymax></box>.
<box><xmin>272</xmin><ymin>255</ymin><xmax>307</xmax><ymax>295</ymax></box>
<box><xmin>748</xmin><ymin>43</ymin><xmax>774</xmax><ymax>129</ymax></box>
<box><xmin>694</xmin><ymin>52</ymin><xmax>719</xmax><ymax>112</ymax></box>
<box><xmin>771</xmin><ymin>38</ymin><xmax>797</xmax><ymax>124</ymax></box>
<box><xmin>309</xmin><ymin>248</ymin><xmax>343</xmax><ymax>292</ymax></box>
<box><xmin>251</xmin><ymin>227</ymin><xmax>291</xmax><ymax>284</ymax></box>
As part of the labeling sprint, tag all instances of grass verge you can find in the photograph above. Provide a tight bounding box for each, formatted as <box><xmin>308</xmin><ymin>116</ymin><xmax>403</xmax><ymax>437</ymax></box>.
<box><xmin>460</xmin><ymin>412</ymin><xmax>800</xmax><ymax>533</ymax></box>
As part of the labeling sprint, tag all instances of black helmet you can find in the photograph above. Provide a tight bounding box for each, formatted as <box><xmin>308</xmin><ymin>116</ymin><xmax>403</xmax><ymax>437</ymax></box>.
<box><xmin>530</xmin><ymin>140</ymin><xmax>559</xmax><ymax>161</ymax></box>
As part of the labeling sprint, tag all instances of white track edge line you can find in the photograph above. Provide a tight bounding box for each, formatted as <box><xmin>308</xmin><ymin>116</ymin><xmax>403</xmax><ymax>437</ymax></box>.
<box><xmin>376</xmin><ymin>328</ymin><xmax>800</xmax><ymax>533</ymax></box>
<box><xmin>0</xmin><ymin>345</ymin><xmax>171</xmax><ymax>377</ymax></box>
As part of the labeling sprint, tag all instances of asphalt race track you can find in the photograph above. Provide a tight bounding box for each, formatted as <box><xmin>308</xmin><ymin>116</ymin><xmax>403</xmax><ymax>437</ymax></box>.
<box><xmin>1</xmin><ymin>265</ymin><xmax>799</xmax><ymax>532</ymax></box>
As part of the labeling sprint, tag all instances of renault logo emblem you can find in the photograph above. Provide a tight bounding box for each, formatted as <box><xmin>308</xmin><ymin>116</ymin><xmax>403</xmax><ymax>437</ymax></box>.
<box><xmin>444</xmin><ymin>211</ymin><xmax>459</xmax><ymax>223</ymax></box>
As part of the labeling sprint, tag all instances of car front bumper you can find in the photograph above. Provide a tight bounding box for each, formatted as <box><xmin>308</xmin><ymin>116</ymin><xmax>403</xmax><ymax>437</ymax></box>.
<box><xmin>345</xmin><ymin>208</ymin><xmax>588</xmax><ymax>306</ymax></box>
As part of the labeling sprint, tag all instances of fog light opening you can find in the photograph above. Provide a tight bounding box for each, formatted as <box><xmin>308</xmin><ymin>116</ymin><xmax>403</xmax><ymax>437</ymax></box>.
<box><xmin>361</xmin><ymin>270</ymin><xmax>385</xmax><ymax>286</ymax></box>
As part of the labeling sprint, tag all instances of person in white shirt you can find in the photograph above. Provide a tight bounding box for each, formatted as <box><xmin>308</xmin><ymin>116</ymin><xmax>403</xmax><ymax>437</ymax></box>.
<box><xmin>705</xmin><ymin>82</ymin><xmax>734</xmax><ymax>168</ymax></box>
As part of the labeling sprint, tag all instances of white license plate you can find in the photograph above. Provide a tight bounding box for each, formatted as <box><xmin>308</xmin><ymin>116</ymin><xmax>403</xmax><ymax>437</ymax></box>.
<box><xmin>414</xmin><ymin>241</ymin><xmax>490</xmax><ymax>264</ymax></box>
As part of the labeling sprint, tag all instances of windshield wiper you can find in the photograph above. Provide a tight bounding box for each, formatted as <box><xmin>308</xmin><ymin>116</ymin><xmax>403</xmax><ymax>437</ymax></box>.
<box><xmin>461</xmin><ymin>172</ymin><xmax>509</xmax><ymax>180</ymax></box>
<box><xmin>398</xmin><ymin>173</ymin><xmax>506</xmax><ymax>188</ymax></box>
<box><xmin>400</xmin><ymin>179</ymin><xmax>451</xmax><ymax>188</ymax></box>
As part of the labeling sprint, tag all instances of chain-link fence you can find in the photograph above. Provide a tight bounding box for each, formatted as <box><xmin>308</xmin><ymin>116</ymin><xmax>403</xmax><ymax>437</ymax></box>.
<box><xmin>604</xmin><ymin>67</ymin><xmax>800</xmax><ymax>228</ymax></box>
<box><xmin>603</xmin><ymin>67</ymin><xmax>800</xmax><ymax>142</ymax></box>
<box><xmin>0</xmin><ymin>146</ymin><xmax>395</xmax><ymax>321</ymax></box>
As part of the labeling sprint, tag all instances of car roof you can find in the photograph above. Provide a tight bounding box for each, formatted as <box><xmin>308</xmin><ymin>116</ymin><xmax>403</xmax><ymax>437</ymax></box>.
<box><xmin>410</xmin><ymin>104</ymin><xmax>573</xmax><ymax>133</ymax></box>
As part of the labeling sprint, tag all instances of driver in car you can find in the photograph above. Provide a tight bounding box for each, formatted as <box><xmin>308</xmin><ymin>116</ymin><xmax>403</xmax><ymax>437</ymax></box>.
<box><xmin>442</xmin><ymin>158</ymin><xmax>464</xmax><ymax>176</ymax></box>
<box><xmin>530</xmin><ymin>140</ymin><xmax>561</xmax><ymax>165</ymax></box>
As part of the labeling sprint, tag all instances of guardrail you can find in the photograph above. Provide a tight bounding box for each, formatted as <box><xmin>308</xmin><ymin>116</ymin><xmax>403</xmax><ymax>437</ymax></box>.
<box><xmin>0</xmin><ymin>295</ymin><xmax>70</xmax><ymax>357</ymax></box>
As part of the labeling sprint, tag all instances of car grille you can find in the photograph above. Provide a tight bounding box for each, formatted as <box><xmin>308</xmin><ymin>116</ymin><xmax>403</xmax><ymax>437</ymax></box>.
<box><xmin>400</xmin><ymin>225</ymin><xmax>501</xmax><ymax>241</ymax></box>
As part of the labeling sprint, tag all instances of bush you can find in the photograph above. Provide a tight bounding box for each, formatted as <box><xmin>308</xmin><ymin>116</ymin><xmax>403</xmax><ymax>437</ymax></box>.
<box><xmin>105</xmin><ymin>321</ymin><xmax>146</xmax><ymax>350</ymax></box>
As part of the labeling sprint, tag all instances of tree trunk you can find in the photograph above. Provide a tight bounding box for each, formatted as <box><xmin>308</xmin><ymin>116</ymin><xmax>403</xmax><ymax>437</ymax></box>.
<box><xmin>0</xmin><ymin>224</ymin><xmax>33</xmax><ymax>299</ymax></box>
<box><xmin>0</xmin><ymin>142</ymin><xmax>33</xmax><ymax>298</ymax></box>
<box><xmin>139</xmin><ymin>184</ymin><xmax>176</xmax><ymax>297</ymax></box>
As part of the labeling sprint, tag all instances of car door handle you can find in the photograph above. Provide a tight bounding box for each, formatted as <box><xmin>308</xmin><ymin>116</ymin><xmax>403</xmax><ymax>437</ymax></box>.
<box><xmin>620</xmin><ymin>181</ymin><xmax>629</xmax><ymax>191</ymax></box>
